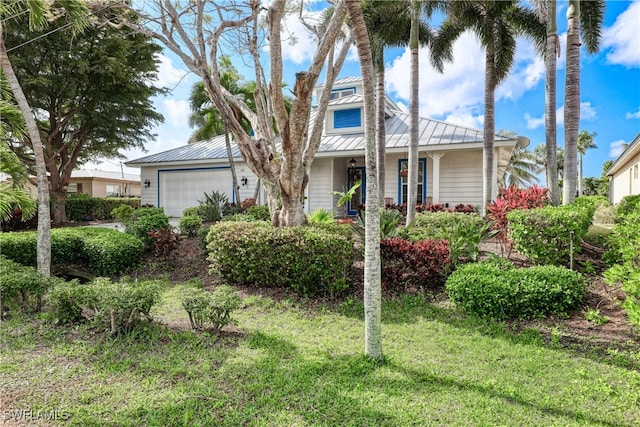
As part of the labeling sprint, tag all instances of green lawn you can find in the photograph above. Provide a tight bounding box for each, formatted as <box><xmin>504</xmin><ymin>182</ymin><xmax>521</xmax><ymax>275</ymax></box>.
<box><xmin>1</xmin><ymin>285</ymin><xmax>639</xmax><ymax>426</ymax></box>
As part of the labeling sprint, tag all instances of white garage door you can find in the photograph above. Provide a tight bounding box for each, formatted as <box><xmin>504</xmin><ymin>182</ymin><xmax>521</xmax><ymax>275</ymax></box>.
<box><xmin>159</xmin><ymin>167</ymin><xmax>232</xmax><ymax>217</ymax></box>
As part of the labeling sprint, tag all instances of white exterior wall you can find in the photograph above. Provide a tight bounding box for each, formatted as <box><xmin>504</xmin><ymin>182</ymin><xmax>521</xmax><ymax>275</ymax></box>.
<box><xmin>610</xmin><ymin>152</ymin><xmax>640</xmax><ymax>204</ymax></box>
<box><xmin>439</xmin><ymin>149</ymin><xmax>483</xmax><ymax>207</ymax></box>
<box><xmin>308</xmin><ymin>158</ymin><xmax>335</xmax><ymax>215</ymax></box>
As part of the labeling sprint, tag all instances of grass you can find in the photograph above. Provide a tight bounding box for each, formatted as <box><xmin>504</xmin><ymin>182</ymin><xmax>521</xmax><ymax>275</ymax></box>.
<box><xmin>1</xmin><ymin>286</ymin><xmax>640</xmax><ymax>426</ymax></box>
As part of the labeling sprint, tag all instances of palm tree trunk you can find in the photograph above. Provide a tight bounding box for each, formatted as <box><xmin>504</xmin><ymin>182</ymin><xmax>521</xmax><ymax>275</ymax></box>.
<box><xmin>406</xmin><ymin>0</ymin><xmax>420</xmax><ymax>225</ymax></box>
<box><xmin>0</xmin><ymin>37</ymin><xmax>51</xmax><ymax>277</ymax></box>
<box><xmin>483</xmin><ymin>47</ymin><xmax>496</xmax><ymax>214</ymax></box>
<box><xmin>376</xmin><ymin>63</ymin><xmax>386</xmax><ymax>206</ymax></box>
<box><xmin>545</xmin><ymin>0</ymin><xmax>560</xmax><ymax>205</ymax></box>
<box><xmin>346</xmin><ymin>0</ymin><xmax>382</xmax><ymax>361</ymax></box>
<box><xmin>224</xmin><ymin>125</ymin><xmax>240</xmax><ymax>203</ymax></box>
<box><xmin>563</xmin><ymin>0</ymin><xmax>580</xmax><ymax>205</ymax></box>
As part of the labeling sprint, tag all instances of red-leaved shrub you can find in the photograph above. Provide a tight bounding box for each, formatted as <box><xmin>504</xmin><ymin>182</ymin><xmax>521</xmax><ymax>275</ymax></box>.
<box><xmin>380</xmin><ymin>238</ymin><xmax>450</xmax><ymax>292</ymax></box>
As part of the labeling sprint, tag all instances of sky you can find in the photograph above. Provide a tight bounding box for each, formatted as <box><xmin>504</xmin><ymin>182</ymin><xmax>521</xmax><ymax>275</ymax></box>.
<box><xmin>91</xmin><ymin>0</ymin><xmax>640</xmax><ymax>183</ymax></box>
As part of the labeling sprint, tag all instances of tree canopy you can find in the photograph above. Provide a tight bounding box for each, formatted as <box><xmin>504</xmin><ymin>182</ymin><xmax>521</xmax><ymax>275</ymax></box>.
<box><xmin>4</xmin><ymin>8</ymin><xmax>163</xmax><ymax>223</ymax></box>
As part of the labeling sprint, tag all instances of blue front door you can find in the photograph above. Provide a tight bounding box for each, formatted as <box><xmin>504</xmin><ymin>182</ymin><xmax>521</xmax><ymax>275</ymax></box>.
<box><xmin>347</xmin><ymin>166</ymin><xmax>365</xmax><ymax>216</ymax></box>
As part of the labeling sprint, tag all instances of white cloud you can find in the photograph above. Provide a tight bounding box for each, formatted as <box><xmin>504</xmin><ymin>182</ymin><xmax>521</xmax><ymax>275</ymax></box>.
<box><xmin>154</xmin><ymin>54</ymin><xmax>189</xmax><ymax>89</ymax></box>
<box><xmin>602</xmin><ymin>1</ymin><xmax>640</xmax><ymax>67</ymax></box>
<box><xmin>279</xmin><ymin>11</ymin><xmax>321</xmax><ymax>64</ymax></box>
<box><xmin>609</xmin><ymin>139</ymin><xmax>628</xmax><ymax>157</ymax></box>
<box><xmin>626</xmin><ymin>107</ymin><xmax>640</xmax><ymax>119</ymax></box>
<box><xmin>386</xmin><ymin>31</ymin><xmax>544</xmax><ymax>120</ymax></box>
<box><xmin>444</xmin><ymin>108</ymin><xmax>484</xmax><ymax>129</ymax></box>
<box><xmin>524</xmin><ymin>102</ymin><xmax>597</xmax><ymax>129</ymax></box>
<box><xmin>161</xmin><ymin>99</ymin><xmax>191</xmax><ymax>127</ymax></box>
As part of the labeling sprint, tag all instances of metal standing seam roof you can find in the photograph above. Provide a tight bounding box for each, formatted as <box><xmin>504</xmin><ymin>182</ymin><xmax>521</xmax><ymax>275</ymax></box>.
<box><xmin>126</xmin><ymin>109</ymin><xmax>517</xmax><ymax>166</ymax></box>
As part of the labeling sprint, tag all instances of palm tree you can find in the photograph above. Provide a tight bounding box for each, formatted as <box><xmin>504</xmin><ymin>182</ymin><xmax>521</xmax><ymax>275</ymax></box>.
<box><xmin>441</xmin><ymin>1</ymin><xmax>545</xmax><ymax>213</ymax></box>
<box><xmin>534</xmin><ymin>143</ymin><xmax>564</xmax><ymax>181</ymax></box>
<box><xmin>0</xmin><ymin>1</ymin><xmax>88</xmax><ymax>277</ymax></box>
<box><xmin>577</xmin><ymin>130</ymin><xmax>597</xmax><ymax>195</ymax></box>
<box><xmin>345</xmin><ymin>0</ymin><xmax>382</xmax><ymax>361</ymax></box>
<box><xmin>500</xmin><ymin>145</ymin><xmax>541</xmax><ymax>189</ymax></box>
<box><xmin>562</xmin><ymin>0</ymin><xmax>604</xmax><ymax>204</ymax></box>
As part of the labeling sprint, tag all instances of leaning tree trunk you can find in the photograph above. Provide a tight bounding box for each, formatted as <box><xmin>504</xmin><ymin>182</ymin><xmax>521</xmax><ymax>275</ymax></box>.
<box><xmin>0</xmin><ymin>36</ymin><xmax>51</xmax><ymax>277</ymax></box>
<box><xmin>224</xmin><ymin>125</ymin><xmax>240</xmax><ymax>203</ymax></box>
<box><xmin>483</xmin><ymin>47</ymin><xmax>496</xmax><ymax>215</ymax></box>
<box><xmin>545</xmin><ymin>0</ymin><xmax>560</xmax><ymax>205</ymax></box>
<box><xmin>406</xmin><ymin>0</ymin><xmax>420</xmax><ymax>225</ymax></box>
<box><xmin>346</xmin><ymin>0</ymin><xmax>382</xmax><ymax>361</ymax></box>
<box><xmin>563</xmin><ymin>0</ymin><xmax>580</xmax><ymax>205</ymax></box>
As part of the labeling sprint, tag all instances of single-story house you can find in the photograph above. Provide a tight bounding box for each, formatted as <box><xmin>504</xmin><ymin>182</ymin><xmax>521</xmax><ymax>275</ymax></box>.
<box><xmin>126</xmin><ymin>77</ymin><xmax>528</xmax><ymax>217</ymax></box>
<box><xmin>607</xmin><ymin>132</ymin><xmax>640</xmax><ymax>204</ymax></box>
<box><xmin>64</xmin><ymin>169</ymin><xmax>141</xmax><ymax>198</ymax></box>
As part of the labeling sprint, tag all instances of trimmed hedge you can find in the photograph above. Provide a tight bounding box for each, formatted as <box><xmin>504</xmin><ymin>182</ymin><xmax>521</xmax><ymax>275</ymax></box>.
<box><xmin>380</xmin><ymin>238</ymin><xmax>450</xmax><ymax>292</ymax></box>
<box><xmin>66</xmin><ymin>194</ymin><xmax>140</xmax><ymax>221</ymax></box>
<box><xmin>507</xmin><ymin>203</ymin><xmax>594</xmax><ymax>266</ymax></box>
<box><xmin>446</xmin><ymin>258</ymin><xmax>587</xmax><ymax>320</ymax></box>
<box><xmin>125</xmin><ymin>207</ymin><xmax>171</xmax><ymax>249</ymax></box>
<box><xmin>207</xmin><ymin>222</ymin><xmax>354</xmax><ymax>297</ymax></box>
<box><xmin>0</xmin><ymin>227</ymin><xmax>144</xmax><ymax>276</ymax></box>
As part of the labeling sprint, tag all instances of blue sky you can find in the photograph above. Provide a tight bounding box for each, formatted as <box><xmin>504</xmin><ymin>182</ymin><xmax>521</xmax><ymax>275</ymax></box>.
<box><xmin>100</xmin><ymin>0</ymin><xmax>640</xmax><ymax>183</ymax></box>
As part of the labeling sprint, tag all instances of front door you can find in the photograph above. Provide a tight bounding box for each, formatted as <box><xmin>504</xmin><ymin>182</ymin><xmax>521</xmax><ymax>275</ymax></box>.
<box><xmin>347</xmin><ymin>166</ymin><xmax>365</xmax><ymax>216</ymax></box>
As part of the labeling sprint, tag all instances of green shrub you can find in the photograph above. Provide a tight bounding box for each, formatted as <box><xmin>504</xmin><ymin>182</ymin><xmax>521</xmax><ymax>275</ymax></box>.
<box><xmin>220</xmin><ymin>213</ymin><xmax>259</xmax><ymax>222</ymax></box>
<box><xmin>179</xmin><ymin>215</ymin><xmax>202</xmax><ymax>236</ymax></box>
<box><xmin>182</xmin><ymin>206</ymin><xmax>203</xmax><ymax>220</ymax></box>
<box><xmin>89</xmin><ymin>277</ymin><xmax>163</xmax><ymax>335</ymax></box>
<box><xmin>446</xmin><ymin>259</ymin><xmax>587</xmax><ymax>320</ymax></box>
<box><xmin>83</xmin><ymin>231</ymin><xmax>144</xmax><ymax>276</ymax></box>
<box><xmin>51</xmin><ymin>228</ymin><xmax>86</xmax><ymax>264</ymax></box>
<box><xmin>198</xmin><ymin>191</ymin><xmax>227</xmax><ymax>222</ymax></box>
<box><xmin>197</xmin><ymin>225</ymin><xmax>211</xmax><ymax>251</ymax></box>
<box><xmin>181</xmin><ymin>284</ymin><xmax>242</xmax><ymax>332</ymax></box>
<box><xmin>604</xmin><ymin>207</ymin><xmax>640</xmax><ymax>329</ymax></box>
<box><xmin>355</xmin><ymin>209</ymin><xmax>402</xmax><ymax>239</ymax></box>
<box><xmin>111</xmin><ymin>205</ymin><xmax>136</xmax><ymax>224</ymax></box>
<box><xmin>616</xmin><ymin>194</ymin><xmax>640</xmax><ymax>218</ymax></box>
<box><xmin>47</xmin><ymin>280</ymin><xmax>96</xmax><ymax>324</ymax></box>
<box><xmin>507</xmin><ymin>205</ymin><xmax>593</xmax><ymax>266</ymax></box>
<box><xmin>0</xmin><ymin>256</ymin><xmax>59</xmax><ymax>313</ymax></box>
<box><xmin>0</xmin><ymin>231</ymin><xmax>37</xmax><ymax>265</ymax></box>
<box><xmin>207</xmin><ymin>222</ymin><xmax>353</xmax><ymax>297</ymax></box>
<box><xmin>125</xmin><ymin>207</ymin><xmax>171</xmax><ymax>249</ymax></box>
<box><xmin>246</xmin><ymin>205</ymin><xmax>270</xmax><ymax>221</ymax></box>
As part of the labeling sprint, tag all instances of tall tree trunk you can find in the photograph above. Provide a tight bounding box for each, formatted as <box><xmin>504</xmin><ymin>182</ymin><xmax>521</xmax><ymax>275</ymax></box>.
<box><xmin>346</xmin><ymin>0</ymin><xmax>382</xmax><ymax>361</ymax></box>
<box><xmin>375</xmin><ymin>57</ymin><xmax>386</xmax><ymax>206</ymax></box>
<box><xmin>483</xmin><ymin>46</ymin><xmax>496</xmax><ymax>215</ymax></box>
<box><xmin>545</xmin><ymin>0</ymin><xmax>560</xmax><ymax>205</ymax></box>
<box><xmin>51</xmin><ymin>189</ymin><xmax>67</xmax><ymax>224</ymax></box>
<box><xmin>406</xmin><ymin>0</ymin><xmax>420</xmax><ymax>225</ymax></box>
<box><xmin>563</xmin><ymin>0</ymin><xmax>580</xmax><ymax>205</ymax></box>
<box><xmin>0</xmin><ymin>37</ymin><xmax>51</xmax><ymax>277</ymax></box>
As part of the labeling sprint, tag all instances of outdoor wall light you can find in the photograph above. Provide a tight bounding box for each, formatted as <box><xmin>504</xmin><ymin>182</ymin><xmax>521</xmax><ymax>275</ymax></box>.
<box><xmin>241</xmin><ymin>176</ymin><xmax>248</xmax><ymax>187</ymax></box>
<box><xmin>144</xmin><ymin>179</ymin><xmax>151</xmax><ymax>188</ymax></box>
<box><xmin>349</xmin><ymin>157</ymin><xmax>357</xmax><ymax>168</ymax></box>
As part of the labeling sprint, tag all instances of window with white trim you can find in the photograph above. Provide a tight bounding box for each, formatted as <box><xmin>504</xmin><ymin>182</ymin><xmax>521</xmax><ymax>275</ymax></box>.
<box><xmin>399</xmin><ymin>158</ymin><xmax>426</xmax><ymax>204</ymax></box>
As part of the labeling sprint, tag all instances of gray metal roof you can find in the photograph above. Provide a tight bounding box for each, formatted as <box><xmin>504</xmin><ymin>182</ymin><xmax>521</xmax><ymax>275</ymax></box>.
<box><xmin>316</xmin><ymin>76</ymin><xmax>362</xmax><ymax>87</ymax></box>
<box><xmin>328</xmin><ymin>94</ymin><xmax>363</xmax><ymax>106</ymax></box>
<box><xmin>127</xmin><ymin>109</ymin><xmax>517</xmax><ymax>166</ymax></box>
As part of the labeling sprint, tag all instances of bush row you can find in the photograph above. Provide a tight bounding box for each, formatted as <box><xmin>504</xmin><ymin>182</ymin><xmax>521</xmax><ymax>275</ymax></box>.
<box><xmin>507</xmin><ymin>200</ymin><xmax>595</xmax><ymax>266</ymax></box>
<box><xmin>0</xmin><ymin>256</ymin><xmax>62</xmax><ymax>314</ymax></box>
<box><xmin>66</xmin><ymin>194</ymin><xmax>140</xmax><ymax>222</ymax></box>
<box><xmin>206</xmin><ymin>222</ymin><xmax>354</xmax><ymax>297</ymax></box>
<box><xmin>0</xmin><ymin>227</ymin><xmax>144</xmax><ymax>276</ymax></box>
<box><xmin>604</xmin><ymin>195</ymin><xmax>640</xmax><ymax>329</ymax></box>
<box><xmin>446</xmin><ymin>257</ymin><xmax>587</xmax><ymax>320</ymax></box>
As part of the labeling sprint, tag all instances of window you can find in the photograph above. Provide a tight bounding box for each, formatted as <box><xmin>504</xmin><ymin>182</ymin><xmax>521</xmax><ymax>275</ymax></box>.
<box><xmin>67</xmin><ymin>183</ymin><xmax>77</xmax><ymax>193</ymax></box>
<box><xmin>106</xmin><ymin>184</ymin><xmax>120</xmax><ymax>197</ymax></box>
<box><xmin>330</xmin><ymin>87</ymin><xmax>355</xmax><ymax>100</ymax></box>
<box><xmin>399</xmin><ymin>159</ymin><xmax>426</xmax><ymax>204</ymax></box>
<box><xmin>333</xmin><ymin>108</ymin><xmax>361</xmax><ymax>129</ymax></box>
<box><xmin>634</xmin><ymin>164</ymin><xmax>638</xmax><ymax>180</ymax></box>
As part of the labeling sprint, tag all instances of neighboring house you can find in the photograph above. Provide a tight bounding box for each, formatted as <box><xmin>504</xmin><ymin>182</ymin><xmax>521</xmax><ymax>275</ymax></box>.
<box><xmin>65</xmin><ymin>169</ymin><xmax>141</xmax><ymax>197</ymax></box>
<box><xmin>607</xmin><ymin>133</ymin><xmax>640</xmax><ymax>204</ymax></box>
<box><xmin>126</xmin><ymin>77</ymin><xmax>528</xmax><ymax>217</ymax></box>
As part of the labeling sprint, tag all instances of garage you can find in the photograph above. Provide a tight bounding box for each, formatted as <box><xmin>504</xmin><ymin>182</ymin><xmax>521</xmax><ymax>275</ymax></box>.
<box><xmin>159</xmin><ymin>167</ymin><xmax>233</xmax><ymax>217</ymax></box>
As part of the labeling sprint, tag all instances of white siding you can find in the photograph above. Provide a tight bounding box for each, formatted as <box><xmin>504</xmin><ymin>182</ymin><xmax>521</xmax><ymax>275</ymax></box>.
<box><xmin>439</xmin><ymin>149</ymin><xmax>483</xmax><ymax>207</ymax></box>
<box><xmin>610</xmin><ymin>152</ymin><xmax>640</xmax><ymax>204</ymax></box>
<box><xmin>308</xmin><ymin>158</ymin><xmax>335</xmax><ymax>215</ymax></box>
